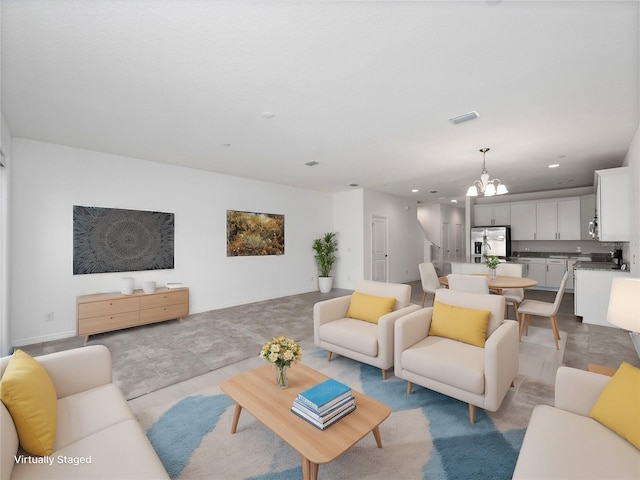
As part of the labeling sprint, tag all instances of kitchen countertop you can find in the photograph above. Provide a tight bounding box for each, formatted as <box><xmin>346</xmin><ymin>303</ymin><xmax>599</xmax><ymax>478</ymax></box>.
<box><xmin>573</xmin><ymin>261</ymin><xmax>629</xmax><ymax>272</ymax></box>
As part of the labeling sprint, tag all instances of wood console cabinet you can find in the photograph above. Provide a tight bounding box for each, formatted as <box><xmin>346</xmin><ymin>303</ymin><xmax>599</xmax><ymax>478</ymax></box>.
<box><xmin>77</xmin><ymin>287</ymin><xmax>189</xmax><ymax>342</ymax></box>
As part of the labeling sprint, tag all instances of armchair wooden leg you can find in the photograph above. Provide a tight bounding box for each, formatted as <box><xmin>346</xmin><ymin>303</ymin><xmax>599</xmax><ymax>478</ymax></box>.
<box><xmin>469</xmin><ymin>404</ymin><xmax>476</xmax><ymax>424</ymax></box>
<box><xmin>327</xmin><ymin>351</ymin><xmax>332</xmax><ymax>362</ymax></box>
<box><xmin>406</xmin><ymin>382</ymin><xmax>412</xmax><ymax>394</ymax></box>
<box><xmin>381</xmin><ymin>369</ymin><xmax>387</xmax><ymax>380</ymax></box>
<box><xmin>518</xmin><ymin>312</ymin><xmax>525</xmax><ymax>341</ymax></box>
<box><xmin>421</xmin><ymin>292</ymin><xmax>427</xmax><ymax>307</ymax></box>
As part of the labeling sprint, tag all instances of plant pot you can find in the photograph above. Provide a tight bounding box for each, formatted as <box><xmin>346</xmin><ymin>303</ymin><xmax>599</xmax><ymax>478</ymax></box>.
<box><xmin>318</xmin><ymin>276</ymin><xmax>333</xmax><ymax>293</ymax></box>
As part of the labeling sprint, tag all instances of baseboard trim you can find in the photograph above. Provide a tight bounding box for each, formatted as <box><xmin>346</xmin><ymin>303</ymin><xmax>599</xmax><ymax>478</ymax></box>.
<box><xmin>12</xmin><ymin>330</ymin><xmax>78</xmax><ymax>348</ymax></box>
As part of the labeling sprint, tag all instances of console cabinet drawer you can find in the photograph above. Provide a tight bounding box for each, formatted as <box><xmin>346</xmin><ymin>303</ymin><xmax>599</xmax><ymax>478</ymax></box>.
<box><xmin>78</xmin><ymin>297</ymin><xmax>139</xmax><ymax>319</ymax></box>
<box><xmin>139</xmin><ymin>290</ymin><xmax>189</xmax><ymax>309</ymax></box>
<box><xmin>140</xmin><ymin>303</ymin><xmax>189</xmax><ymax>325</ymax></box>
<box><xmin>77</xmin><ymin>287</ymin><xmax>189</xmax><ymax>341</ymax></box>
<box><xmin>78</xmin><ymin>311</ymin><xmax>140</xmax><ymax>335</ymax></box>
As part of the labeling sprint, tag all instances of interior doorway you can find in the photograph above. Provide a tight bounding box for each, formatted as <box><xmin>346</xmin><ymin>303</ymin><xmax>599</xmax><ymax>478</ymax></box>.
<box><xmin>371</xmin><ymin>216</ymin><xmax>388</xmax><ymax>282</ymax></box>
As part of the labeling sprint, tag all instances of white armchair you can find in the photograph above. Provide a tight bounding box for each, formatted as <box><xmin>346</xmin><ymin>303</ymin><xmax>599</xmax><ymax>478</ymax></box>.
<box><xmin>394</xmin><ymin>289</ymin><xmax>519</xmax><ymax>423</ymax></box>
<box><xmin>314</xmin><ymin>280</ymin><xmax>421</xmax><ymax>379</ymax></box>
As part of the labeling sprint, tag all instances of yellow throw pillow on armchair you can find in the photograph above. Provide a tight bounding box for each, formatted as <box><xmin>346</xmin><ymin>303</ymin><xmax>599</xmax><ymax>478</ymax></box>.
<box><xmin>429</xmin><ymin>301</ymin><xmax>492</xmax><ymax>348</ymax></box>
<box><xmin>590</xmin><ymin>362</ymin><xmax>640</xmax><ymax>449</ymax></box>
<box><xmin>346</xmin><ymin>292</ymin><xmax>396</xmax><ymax>324</ymax></box>
<box><xmin>0</xmin><ymin>349</ymin><xmax>58</xmax><ymax>456</ymax></box>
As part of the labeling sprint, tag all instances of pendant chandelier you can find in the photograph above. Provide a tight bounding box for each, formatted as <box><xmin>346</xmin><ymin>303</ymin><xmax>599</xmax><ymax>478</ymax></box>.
<box><xmin>466</xmin><ymin>147</ymin><xmax>508</xmax><ymax>197</ymax></box>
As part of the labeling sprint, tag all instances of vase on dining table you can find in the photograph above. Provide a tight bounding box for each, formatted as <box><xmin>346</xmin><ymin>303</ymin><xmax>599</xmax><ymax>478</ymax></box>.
<box><xmin>489</xmin><ymin>268</ymin><xmax>497</xmax><ymax>279</ymax></box>
<box><xmin>276</xmin><ymin>365</ymin><xmax>289</xmax><ymax>389</ymax></box>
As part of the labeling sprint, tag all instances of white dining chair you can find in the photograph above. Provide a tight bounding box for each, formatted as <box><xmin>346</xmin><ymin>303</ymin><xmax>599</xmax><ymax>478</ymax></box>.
<box><xmin>496</xmin><ymin>263</ymin><xmax>525</xmax><ymax>320</ymax></box>
<box><xmin>446</xmin><ymin>274</ymin><xmax>489</xmax><ymax>294</ymax></box>
<box><xmin>518</xmin><ymin>271</ymin><xmax>569</xmax><ymax>350</ymax></box>
<box><xmin>418</xmin><ymin>262</ymin><xmax>444</xmax><ymax>307</ymax></box>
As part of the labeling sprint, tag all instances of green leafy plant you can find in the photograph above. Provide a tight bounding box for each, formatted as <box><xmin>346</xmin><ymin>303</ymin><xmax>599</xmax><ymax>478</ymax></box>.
<box><xmin>485</xmin><ymin>255</ymin><xmax>500</xmax><ymax>270</ymax></box>
<box><xmin>312</xmin><ymin>232</ymin><xmax>338</xmax><ymax>278</ymax></box>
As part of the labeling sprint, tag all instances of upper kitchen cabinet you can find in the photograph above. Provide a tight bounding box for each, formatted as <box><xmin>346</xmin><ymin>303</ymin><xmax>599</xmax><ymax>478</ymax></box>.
<box><xmin>510</xmin><ymin>203</ymin><xmax>537</xmax><ymax>240</ymax></box>
<box><xmin>580</xmin><ymin>195</ymin><xmax>596</xmax><ymax>241</ymax></box>
<box><xmin>536</xmin><ymin>198</ymin><xmax>581</xmax><ymax>240</ymax></box>
<box><xmin>595</xmin><ymin>167</ymin><xmax>630</xmax><ymax>242</ymax></box>
<box><xmin>473</xmin><ymin>203</ymin><xmax>510</xmax><ymax>226</ymax></box>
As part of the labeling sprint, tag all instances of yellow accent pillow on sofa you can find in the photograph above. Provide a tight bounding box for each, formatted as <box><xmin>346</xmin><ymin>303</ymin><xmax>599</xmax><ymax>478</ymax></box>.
<box><xmin>0</xmin><ymin>349</ymin><xmax>58</xmax><ymax>456</ymax></box>
<box><xmin>346</xmin><ymin>292</ymin><xmax>396</xmax><ymax>324</ymax></box>
<box><xmin>590</xmin><ymin>362</ymin><xmax>640</xmax><ymax>449</ymax></box>
<box><xmin>429</xmin><ymin>301</ymin><xmax>492</xmax><ymax>348</ymax></box>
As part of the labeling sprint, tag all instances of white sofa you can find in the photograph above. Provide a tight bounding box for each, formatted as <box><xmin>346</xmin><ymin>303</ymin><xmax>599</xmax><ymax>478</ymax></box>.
<box><xmin>1</xmin><ymin>345</ymin><xmax>168</xmax><ymax>480</ymax></box>
<box><xmin>513</xmin><ymin>366</ymin><xmax>640</xmax><ymax>479</ymax></box>
<box><xmin>314</xmin><ymin>280</ymin><xmax>421</xmax><ymax>379</ymax></box>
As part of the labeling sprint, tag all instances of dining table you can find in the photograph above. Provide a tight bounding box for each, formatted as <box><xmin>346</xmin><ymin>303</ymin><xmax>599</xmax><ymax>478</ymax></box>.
<box><xmin>438</xmin><ymin>275</ymin><xmax>538</xmax><ymax>295</ymax></box>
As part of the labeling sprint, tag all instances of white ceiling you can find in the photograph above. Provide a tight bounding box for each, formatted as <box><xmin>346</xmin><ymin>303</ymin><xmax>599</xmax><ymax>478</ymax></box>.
<box><xmin>1</xmin><ymin>1</ymin><xmax>638</xmax><ymax>204</ymax></box>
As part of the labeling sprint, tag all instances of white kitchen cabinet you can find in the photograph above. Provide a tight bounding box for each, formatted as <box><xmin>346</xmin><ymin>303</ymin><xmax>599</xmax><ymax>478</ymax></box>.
<box><xmin>535</xmin><ymin>198</ymin><xmax>580</xmax><ymax>240</ymax></box>
<box><xmin>510</xmin><ymin>203</ymin><xmax>537</xmax><ymax>240</ymax></box>
<box><xmin>580</xmin><ymin>195</ymin><xmax>596</xmax><ymax>241</ymax></box>
<box><xmin>473</xmin><ymin>204</ymin><xmax>510</xmax><ymax>226</ymax></box>
<box><xmin>595</xmin><ymin>167</ymin><xmax>630</xmax><ymax>242</ymax></box>
<box><xmin>545</xmin><ymin>259</ymin><xmax>567</xmax><ymax>288</ymax></box>
<box><xmin>574</xmin><ymin>269</ymin><xmax>631</xmax><ymax>325</ymax></box>
<box><xmin>517</xmin><ymin>258</ymin><xmax>546</xmax><ymax>287</ymax></box>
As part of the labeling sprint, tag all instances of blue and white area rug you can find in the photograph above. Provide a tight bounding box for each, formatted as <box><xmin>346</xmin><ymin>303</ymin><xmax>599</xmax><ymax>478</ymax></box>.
<box><xmin>136</xmin><ymin>345</ymin><xmax>527</xmax><ymax>479</ymax></box>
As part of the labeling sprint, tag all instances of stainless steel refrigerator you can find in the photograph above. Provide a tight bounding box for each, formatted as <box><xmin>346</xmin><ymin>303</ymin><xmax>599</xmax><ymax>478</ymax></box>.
<box><xmin>470</xmin><ymin>226</ymin><xmax>511</xmax><ymax>263</ymax></box>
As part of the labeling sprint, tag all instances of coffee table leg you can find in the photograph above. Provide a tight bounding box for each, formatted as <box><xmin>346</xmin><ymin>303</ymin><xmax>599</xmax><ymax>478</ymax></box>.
<box><xmin>372</xmin><ymin>425</ymin><xmax>383</xmax><ymax>448</ymax></box>
<box><xmin>230</xmin><ymin>404</ymin><xmax>242</xmax><ymax>434</ymax></box>
<box><xmin>301</xmin><ymin>457</ymin><xmax>319</xmax><ymax>480</ymax></box>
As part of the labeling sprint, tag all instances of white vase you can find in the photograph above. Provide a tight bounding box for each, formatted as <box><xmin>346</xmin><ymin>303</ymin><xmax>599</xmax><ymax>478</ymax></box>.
<box><xmin>318</xmin><ymin>277</ymin><xmax>333</xmax><ymax>293</ymax></box>
<box><xmin>121</xmin><ymin>277</ymin><xmax>134</xmax><ymax>295</ymax></box>
<box><xmin>142</xmin><ymin>281</ymin><xmax>156</xmax><ymax>294</ymax></box>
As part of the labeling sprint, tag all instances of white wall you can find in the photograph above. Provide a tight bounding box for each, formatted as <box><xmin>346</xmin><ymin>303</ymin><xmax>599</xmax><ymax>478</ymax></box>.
<box><xmin>0</xmin><ymin>114</ymin><xmax>12</xmax><ymax>355</ymax></box>
<box><xmin>622</xmin><ymin>123</ymin><xmax>639</xmax><ymax>276</ymax></box>
<box><xmin>363</xmin><ymin>190</ymin><xmax>421</xmax><ymax>284</ymax></box>
<box><xmin>332</xmin><ymin>189</ymin><xmax>364</xmax><ymax>290</ymax></box>
<box><xmin>10</xmin><ymin>139</ymin><xmax>333</xmax><ymax>346</ymax></box>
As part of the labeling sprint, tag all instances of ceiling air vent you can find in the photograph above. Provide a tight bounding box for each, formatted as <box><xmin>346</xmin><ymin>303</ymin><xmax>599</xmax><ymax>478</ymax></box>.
<box><xmin>449</xmin><ymin>111</ymin><xmax>480</xmax><ymax>125</ymax></box>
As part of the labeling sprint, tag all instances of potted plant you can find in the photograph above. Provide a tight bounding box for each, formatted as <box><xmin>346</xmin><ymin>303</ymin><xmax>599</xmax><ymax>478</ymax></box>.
<box><xmin>313</xmin><ymin>232</ymin><xmax>338</xmax><ymax>293</ymax></box>
<box><xmin>485</xmin><ymin>255</ymin><xmax>500</xmax><ymax>279</ymax></box>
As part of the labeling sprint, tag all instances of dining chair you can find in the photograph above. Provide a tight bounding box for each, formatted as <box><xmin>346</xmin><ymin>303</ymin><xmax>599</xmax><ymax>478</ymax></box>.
<box><xmin>418</xmin><ymin>262</ymin><xmax>444</xmax><ymax>307</ymax></box>
<box><xmin>496</xmin><ymin>263</ymin><xmax>524</xmax><ymax>320</ymax></box>
<box><xmin>446</xmin><ymin>274</ymin><xmax>489</xmax><ymax>294</ymax></box>
<box><xmin>518</xmin><ymin>271</ymin><xmax>569</xmax><ymax>350</ymax></box>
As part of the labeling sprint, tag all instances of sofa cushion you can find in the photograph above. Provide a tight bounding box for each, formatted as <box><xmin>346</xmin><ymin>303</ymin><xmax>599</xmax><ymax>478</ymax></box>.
<box><xmin>346</xmin><ymin>292</ymin><xmax>396</xmax><ymax>324</ymax></box>
<box><xmin>1</xmin><ymin>402</ymin><xmax>19</xmax><ymax>480</ymax></box>
<box><xmin>429</xmin><ymin>301</ymin><xmax>491</xmax><ymax>347</ymax></box>
<box><xmin>319</xmin><ymin>318</ymin><xmax>378</xmax><ymax>357</ymax></box>
<box><xmin>0</xmin><ymin>349</ymin><xmax>57</xmax><ymax>456</ymax></box>
<box><xmin>54</xmin><ymin>384</ymin><xmax>135</xmax><ymax>451</ymax></box>
<box><xmin>11</xmin><ymin>419</ymin><xmax>169</xmax><ymax>480</ymax></box>
<box><xmin>513</xmin><ymin>404</ymin><xmax>640</xmax><ymax>479</ymax></box>
<box><xmin>590</xmin><ymin>362</ymin><xmax>640</xmax><ymax>449</ymax></box>
<box><xmin>401</xmin><ymin>336</ymin><xmax>485</xmax><ymax>394</ymax></box>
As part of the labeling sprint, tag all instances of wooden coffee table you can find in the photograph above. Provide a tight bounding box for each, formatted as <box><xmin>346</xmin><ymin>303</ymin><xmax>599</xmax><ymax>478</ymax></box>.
<box><xmin>220</xmin><ymin>363</ymin><xmax>391</xmax><ymax>480</ymax></box>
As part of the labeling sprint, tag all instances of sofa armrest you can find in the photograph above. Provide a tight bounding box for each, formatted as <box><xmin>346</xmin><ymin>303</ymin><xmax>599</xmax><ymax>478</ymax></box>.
<box><xmin>378</xmin><ymin>304</ymin><xmax>421</xmax><ymax>365</ymax></box>
<box><xmin>484</xmin><ymin>320</ymin><xmax>519</xmax><ymax>411</ymax></box>
<box><xmin>313</xmin><ymin>296</ymin><xmax>352</xmax><ymax>344</ymax></box>
<box><xmin>394</xmin><ymin>308</ymin><xmax>433</xmax><ymax>374</ymax></box>
<box><xmin>37</xmin><ymin>345</ymin><xmax>113</xmax><ymax>399</ymax></box>
<box><xmin>554</xmin><ymin>366</ymin><xmax>611</xmax><ymax>416</ymax></box>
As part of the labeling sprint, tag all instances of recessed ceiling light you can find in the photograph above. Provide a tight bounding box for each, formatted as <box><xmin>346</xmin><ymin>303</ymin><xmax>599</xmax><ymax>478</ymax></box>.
<box><xmin>305</xmin><ymin>161</ymin><xmax>319</xmax><ymax>166</ymax></box>
<box><xmin>451</xmin><ymin>199</ymin><xmax>458</xmax><ymax>203</ymax></box>
<box><xmin>548</xmin><ymin>163</ymin><xmax>560</xmax><ymax>168</ymax></box>
<box><xmin>411</xmin><ymin>189</ymin><xmax>419</xmax><ymax>193</ymax></box>
<box><xmin>223</xmin><ymin>144</ymin><xmax>231</xmax><ymax>148</ymax></box>
<box><xmin>262</xmin><ymin>112</ymin><xmax>275</xmax><ymax>118</ymax></box>
<box><xmin>349</xmin><ymin>183</ymin><xmax>359</xmax><ymax>187</ymax></box>
<box><xmin>448</xmin><ymin>111</ymin><xmax>480</xmax><ymax>124</ymax></box>
<box><xmin>430</xmin><ymin>190</ymin><xmax>438</xmax><ymax>194</ymax></box>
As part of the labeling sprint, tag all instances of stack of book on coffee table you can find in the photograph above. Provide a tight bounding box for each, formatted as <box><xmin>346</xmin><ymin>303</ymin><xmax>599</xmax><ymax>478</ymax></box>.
<box><xmin>291</xmin><ymin>378</ymin><xmax>356</xmax><ymax>430</ymax></box>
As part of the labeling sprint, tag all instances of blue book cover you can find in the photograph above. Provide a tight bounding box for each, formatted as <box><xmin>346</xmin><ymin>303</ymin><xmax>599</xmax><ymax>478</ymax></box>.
<box><xmin>297</xmin><ymin>378</ymin><xmax>352</xmax><ymax>410</ymax></box>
